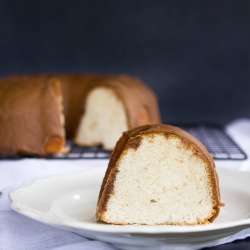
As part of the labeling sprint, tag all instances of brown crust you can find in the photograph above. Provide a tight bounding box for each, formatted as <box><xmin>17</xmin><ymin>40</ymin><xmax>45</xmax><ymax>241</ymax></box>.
<box><xmin>96</xmin><ymin>124</ymin><xmax>221</xmax><ymax>225</ymax></box>
<box><xmin>0</xmin><ymin>75</ymin><xmax>65</xmax><ymax>156</ymax></box>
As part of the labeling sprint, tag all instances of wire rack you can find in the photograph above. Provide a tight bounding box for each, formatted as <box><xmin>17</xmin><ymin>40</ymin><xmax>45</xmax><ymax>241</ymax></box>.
<box><xmin>0</xmin><ymin>124</ymin><xmax>247</xmax><ymax>161</ymax></box>
<box><xmin>177</xmin><ymin>124</ymin><xmax>247</xmax><ymax>160</ymax></box>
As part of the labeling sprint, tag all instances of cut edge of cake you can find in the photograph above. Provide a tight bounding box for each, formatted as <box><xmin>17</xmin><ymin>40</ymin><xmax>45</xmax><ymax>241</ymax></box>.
<box><xmin>74</xmin><ymin>86</ymin><xmax>128</xmax><ymax>150</ymax></box>
<box><xmin>44</xmin><ymin>77</ymin><xmax>67</xmax><ymax>154</ymax></box>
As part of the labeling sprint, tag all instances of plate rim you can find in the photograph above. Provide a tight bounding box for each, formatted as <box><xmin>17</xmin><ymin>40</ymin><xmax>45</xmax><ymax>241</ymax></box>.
<box><xmin>9</xmin><ymin>167</ymin><xmax>250</xmax><ymax>235</ymax></box>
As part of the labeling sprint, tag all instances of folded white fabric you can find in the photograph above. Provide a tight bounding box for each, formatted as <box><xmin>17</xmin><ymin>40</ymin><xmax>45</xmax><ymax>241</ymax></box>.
<box><xmin>0</xmin><ymin>211</ymin><xmax>115</xmax><ymax>250</ymax></box>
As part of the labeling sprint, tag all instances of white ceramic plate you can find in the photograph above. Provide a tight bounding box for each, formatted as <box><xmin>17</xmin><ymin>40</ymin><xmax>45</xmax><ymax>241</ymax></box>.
<box><xmin>10</xmin><ymin>167</ymin><xmax>250</xmax><ymax>250</ymax></box>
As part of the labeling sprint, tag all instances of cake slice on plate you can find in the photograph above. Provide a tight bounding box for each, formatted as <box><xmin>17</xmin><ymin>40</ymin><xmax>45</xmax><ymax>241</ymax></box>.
<box><xmin>96</xmin><ymin>124</ymin><xmax>221</xmax><ymax>225</ymax></box>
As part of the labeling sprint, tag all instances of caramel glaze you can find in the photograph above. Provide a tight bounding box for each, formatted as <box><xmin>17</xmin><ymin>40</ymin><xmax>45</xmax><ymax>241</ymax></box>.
<box><xmin>96</xmin><ymin>124</ymin><xmax>221</xmax><ymax>224</ymax></box>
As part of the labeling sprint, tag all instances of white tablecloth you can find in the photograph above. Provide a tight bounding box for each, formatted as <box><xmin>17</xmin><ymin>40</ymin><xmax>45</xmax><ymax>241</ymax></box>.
<box><xmin>1</xmin><ymin>119</ymin><xmax>250</xmax><ymax>250</ymax></box>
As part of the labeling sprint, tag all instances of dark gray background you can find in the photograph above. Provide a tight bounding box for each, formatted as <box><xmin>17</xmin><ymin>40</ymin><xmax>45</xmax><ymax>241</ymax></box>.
<box><xmin>0</xmin><ymin>0</ymin><xmax>250</xmax><ymax>125</ymax></box>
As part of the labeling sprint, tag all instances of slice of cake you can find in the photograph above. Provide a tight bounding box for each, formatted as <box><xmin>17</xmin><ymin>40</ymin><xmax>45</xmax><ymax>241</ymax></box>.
<box><xmin>96</xmin><ymin>124</ymin><xmax>221</xmax><ymax>225</ymax></box>
<box><xmin>0</xmin><ymin>75</ymin><xmax>65</xmax><ymax>156</ymax></box>
<box><xmin>73</xmin><ymin>75</ymin><xmax>161</xmax><ymax>150</ymax></box>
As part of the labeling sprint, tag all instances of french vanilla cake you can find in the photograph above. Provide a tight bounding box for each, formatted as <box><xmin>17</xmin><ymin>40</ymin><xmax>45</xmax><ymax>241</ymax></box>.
<box><xmin>0</xmin><ymin>75</ymin><xmax>65</xmax><ymax>156</ymax></box>
<box><xmin>0</xmin><ymin>74</ymin><xmax>160</xmax><ymax>155</ymax></box>
<box><xmin>96</xmin><ymin>124</ymin><xmax>221</xmax><ymax>225</ymax></box>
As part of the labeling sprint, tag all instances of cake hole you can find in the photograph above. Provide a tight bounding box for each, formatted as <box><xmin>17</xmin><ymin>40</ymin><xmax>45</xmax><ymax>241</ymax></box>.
<box><xmin>150</xmin><ymin>199</ymin><xmax>157</xmax><ymax>203</ymax></box>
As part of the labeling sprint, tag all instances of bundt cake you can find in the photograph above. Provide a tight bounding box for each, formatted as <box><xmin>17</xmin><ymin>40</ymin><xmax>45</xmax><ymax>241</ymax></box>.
<box><xmin>0</xmin><ymin>74</ymin><xmax>161</xmax><ymax>155</ymax></box>
<box><xmin>0</xmin><ymin>75</ymin><xmax>65</xmax><ymax>156</ymax></box>
<box><xmin>96</xmin><ymin>124</ymin><xmax>221</xmax><ymax>225</ymax></box>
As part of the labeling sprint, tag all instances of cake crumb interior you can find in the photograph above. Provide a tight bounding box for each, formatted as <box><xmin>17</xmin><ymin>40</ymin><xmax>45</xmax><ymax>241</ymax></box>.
<box><xmin>104</xmin><ymin>134</ymin><xmax>214</xmax><ymax>225</ymax></box>
<box><xmin>75</xmin><ymin>87</ymin><xmax>128</xmax><ymax>150</ymax></box>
